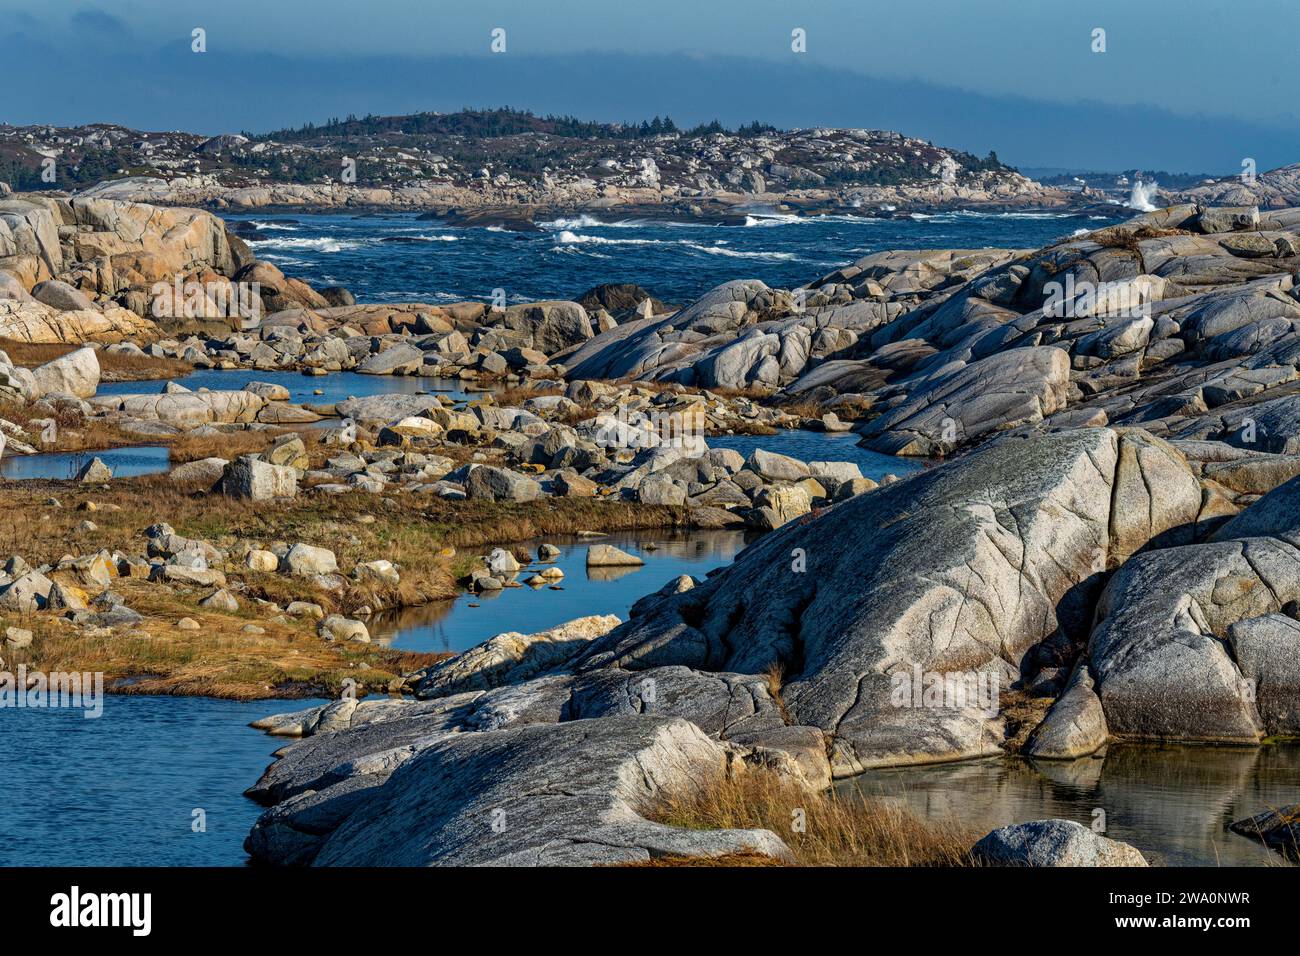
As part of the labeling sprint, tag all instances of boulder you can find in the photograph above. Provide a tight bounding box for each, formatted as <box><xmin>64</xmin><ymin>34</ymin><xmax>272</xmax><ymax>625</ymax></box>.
<box><xmin>31</xmin><ymin>346</ymin><xmax>100</xmax><ymax>399</ymax></box>
<box><xmin>464</xmin><ymin>466</ymin><xmax>541</xmax><ymax>502</ymax></box>
<box><xmin>247</xmin><ymin>716</ymin><xmax>789</xmax><ymax>867</ymax></box>
<box><xmin>75</xmin><ymin>457</ymin><xmax>112</xmax><ymax>482</ymax></box>
<box><xmin>586</xmin><ymin>544</ymin><xmax>644</xmax><ymax>567</ymax></box>
<box><xmin>413</xmin><ymin>615</ymin><xmax>622</xmax><ymax>697</ymax></box>
<box><xmin>573</xmin><ymin>429</ymin><xmax>1198</xmax><ymax>775</ymax></box>
<box><xmin>284</xmin><ymin>543</ymin><xmax>338</xmax><ymax>576</ymax></box>
<box><xmin>222</xmin><ymin>456</ymin><xmax>298</xmax><ymax>500</ymax></box>
<box><xmin>318</xmin><ymin>615</ymin><xmax>369</xmax><ymax>643</ymax></box>
<box><xmin>971</xmin><ymin>820</ymin><xmax>1147</xmax><ymax>867</ymax></box>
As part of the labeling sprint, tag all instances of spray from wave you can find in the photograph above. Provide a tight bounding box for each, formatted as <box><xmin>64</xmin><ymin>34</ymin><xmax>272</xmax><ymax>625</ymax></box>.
<box><xmin>1126</xmin><ymin>180</ymin><xmax>1159</xmax><ymax>212</ymax></box>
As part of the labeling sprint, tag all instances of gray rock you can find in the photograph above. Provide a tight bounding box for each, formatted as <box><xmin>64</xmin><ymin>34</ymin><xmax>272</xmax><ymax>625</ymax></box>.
<box><xmin>586</xmin><ymin>544</ymin><xmax>644</xmax><ymax>567</ymax></box>
<box><xmin>31</xmin><ymin>346</ymin><xmax>100</xmax><ymax>399</ymax></box>
<box><xmin>357</xmin><ymin>343</ymin><xmax>424</xmax><ymax>375</ymax></box>
<box><xmin>574</xmin><ymin>429</ymin><xmax>1197</xmax><ymax>775</ymax></box>
<box><xmin>284</xmin><ymin>543</ymin><xmax>338</xmax><ymax>576</ymax></box>
<box><xmin>1227</xmin><ymin>614</ymin><xmax>1300</xmax><ymax>735</ymax></box>
<box><xmin>858</xmin><ymin>347</ymin><xmax>1071</xmax><ymax>456</ymax></box>
<box><xmin>1024</xmin><ymin>666</ymin><xmax>1109</xmax><ymax>759</ymax></box>
<box><xmin>464</xmin><ymin>466</ymin><xmax>541</xmax><ymax>502</ymax></box>
<box><xmin>222</xmin><ymin>455</ymin><xmax>298</xmax><ymax>500</ymax></box>
<box><xmin>75</xmin><ymin>456</ymin><xmax>112</xmax><ymax>482</ymax></box>
<box><xmin>745</xmin><ymin>448</ymin><xmax>810</xmax><ymax>482</ymax></box>
<box><xmin>31</xmin><ymin>279</ymin><xmax>95</xmax><ymax>312</ymax></box>
<box><xmin>1229</xmin><ymin>804</ymin><xmax>1300</xmax><ymax>858</ymax></box>
<box><xmin>971</xmin><ymin>819</ymin><xmax>1147</xmax><ymax>867</ymax></box>
<box><xmin>249</xmin><ymin>716</ymin><xmax>790</xmax><ymax>867</ymax></box>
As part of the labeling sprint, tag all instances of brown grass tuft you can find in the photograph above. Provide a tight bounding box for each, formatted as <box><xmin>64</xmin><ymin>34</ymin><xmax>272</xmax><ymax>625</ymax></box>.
<box><xmin>0</xmin><ymin>339</ymin><xmax>192</xmax><ymax>382</ymax></box>
<box><xmin>643</xmin><ymin>767</ymin><xmax>977</xmax><ymax>867</ymax></box>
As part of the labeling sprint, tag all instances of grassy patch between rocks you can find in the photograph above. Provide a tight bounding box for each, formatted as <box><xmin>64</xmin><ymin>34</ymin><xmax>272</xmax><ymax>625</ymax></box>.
<box><xmin>0</xmin><ymin>338</ymin><xmax>193</xmax><ymax>382</ymax></box>
<box><xmin>642</xmin><ymin>766</ymin><xmax>977</xmax><ymax>867</ymax></box>
<box><xmin>0</xmin><ymin>477</ymin><xmax>684</xmax><ymax>697</ymax></box>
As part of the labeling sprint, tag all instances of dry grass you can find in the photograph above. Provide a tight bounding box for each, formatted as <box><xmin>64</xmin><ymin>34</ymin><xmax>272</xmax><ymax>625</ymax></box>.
<box><xmin>167</xmin><ymin>428</ymin><xmax>292</xmax><ymax>464</ymax></box>
<box><xmin>0</xmin><ymin>477</ymin><xmax>684</xmax><ymax>697</ymax></box>
<box><xmin>0</xmin><ymin>398</ymin><xmax>144</xmax><ymax>453</ymax></box>
<box><xmin>1081</xmin><ymin>225</ymin><xmax>1192</xmax><ymax>252</ymax></box>
<box><xmin>763</xmin><ymin>661</ymin><xmax>793</xmax><ymax>725</ymax></box>
<box><xmin>0</xmin><ymin>584</ymin><xmax>445</xmax><ymax>700</ymax></box>
<box><xmin>642</xmin><ymin>766</ymin><xmax>977</xmax><ymax>867</ymax></box>
<box><xmin>0</xmin><ymin>339</ymin><xmax>192</xmax><ymax>382</ymax></box>
<box><xmin>490</xmin><ymin>383</ymin><xmax>565</xmax><ymax>406</ymax></box>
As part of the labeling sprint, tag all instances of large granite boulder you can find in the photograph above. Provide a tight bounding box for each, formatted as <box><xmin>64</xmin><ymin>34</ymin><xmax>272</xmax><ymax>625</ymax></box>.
<box><xmin>857</xmin><ymin>347</ymin><xmax>1071</xmax><ymax>456</ymax></box>
<box><xmin>30</xmin><ymin>346</ymin><xmax>100</xmax><ymax>399</ymax></box>
<box><xmin>574</xmin><ymin>428</ymin><xmax>1198</xmax><ymax>775</ymax></box>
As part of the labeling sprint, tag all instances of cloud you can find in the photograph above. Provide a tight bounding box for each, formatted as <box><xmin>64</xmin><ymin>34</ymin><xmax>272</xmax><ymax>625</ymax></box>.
<box><xmin>68</xmin><ymin>8</ymin><xmax>132</xmax><ymax>38</ymax></box>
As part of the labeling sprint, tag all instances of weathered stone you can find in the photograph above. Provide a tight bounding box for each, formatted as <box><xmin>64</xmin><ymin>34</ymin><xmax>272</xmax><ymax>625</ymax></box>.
<box><xmin>586</xmin><ymin>544</ymin><xmax>644</xmax><ymax>567</ymax></box>
<box><xmin>464</xmin><ymin>466</ymin><xmax>541</xmax><ymax>502</ymax></box>
<box><xmin>414</xmin><ymin>615</ymin><xmax>622</xmax><ymax>698</ymax></box>
<box><xmin>222</xmin><ymin>456</ymin><xmax>298</xmax><ymax>500</ymax></box>
<box><xmin>971</xmin><ymin>820</ymin><xmax>1147</xmax><ymax>867</ymax></box>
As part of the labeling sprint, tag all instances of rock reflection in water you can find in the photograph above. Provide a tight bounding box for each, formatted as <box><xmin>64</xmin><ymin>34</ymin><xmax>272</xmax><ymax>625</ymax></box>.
<box><xmin>369</xmin><ymin>529</ymin><xmax>751</xmax><ymax>654</ymax></box>
<box><xmin>839</xmin><ymin>742</ymin><xmax>1300</xmax><ymax>866</ymax></box>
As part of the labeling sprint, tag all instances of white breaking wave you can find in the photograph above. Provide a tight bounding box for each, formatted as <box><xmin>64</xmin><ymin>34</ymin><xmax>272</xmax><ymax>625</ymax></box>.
<box><xmin>1126</xmin><ymin>180</ymin><xmax>1159</xmax><ymax>212</ymax></box>
<box><xmin>555</xmin><ymin>231</ymin><xmax>667</xmax><ymax>246</ymax></box>
<box><xmin>743</xmin><ymin>212</ymin><xmax>884</xmax><ymax>227</ymax></box>
<box><xmin>744</xmin><ymin>213</ymin><xmax>806</xmax><ymax>227</ymax></box>
<box><xmin>541</xmin><ymin>215</ymin><xmax>609</xmax><ymax>229</ymax></box>
<box><xmin>248</xmin><ymin>220</ymin><xmax>297</xmax><ymax>231</ymax></box>
<box><xmin>248</xmin><ymin>236</ymin><xmax>361</xmax><ymax>253</ymax></box>
<box><xmin>683</xmin><ymin>243</ymin><xmax>797</xmax><ymax>260</ymax></box>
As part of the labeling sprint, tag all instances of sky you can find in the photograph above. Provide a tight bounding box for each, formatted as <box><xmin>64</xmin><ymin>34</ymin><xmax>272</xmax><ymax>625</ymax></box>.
<box><xmin>2</xmin><ymin>0</ymin><xmax>1297</xmax><ymax>172</ymax></box>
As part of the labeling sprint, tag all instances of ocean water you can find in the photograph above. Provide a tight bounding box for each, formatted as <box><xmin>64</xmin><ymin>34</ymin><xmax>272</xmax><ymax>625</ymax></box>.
<box><xmin>232</xmin><ymin>209</ymin><xmax>1123</xmax><ymax>307</ymax></box>
<box><xmin>0</xmin><ymin>695</ymin><xmax>330</xmax><ymax>866</ymax></box>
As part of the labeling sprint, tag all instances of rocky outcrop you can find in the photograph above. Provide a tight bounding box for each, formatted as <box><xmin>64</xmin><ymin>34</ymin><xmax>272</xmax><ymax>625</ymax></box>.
<box><xmin>0</xmin><ymin>194</ymin><xmax>250</xmax><ymax>341</ymax></box>
<box><xmin>244</xmin><ymin>696</ymin><xmax>791</xmax><ymax>866</ymax></box>
<box><xmin>573</xmin><ymin>427</ymin><xmax>1197</xmax><ymax>775</ymax></box>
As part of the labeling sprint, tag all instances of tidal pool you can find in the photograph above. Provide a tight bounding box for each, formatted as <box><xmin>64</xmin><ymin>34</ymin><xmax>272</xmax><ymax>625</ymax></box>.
<box><xmin>0</xmin><ymin>444</ymin><xmax>171</xmax><ymax>480</ymax></box>
<box><xmin>839</xmin><ymin>742</ymin><xmax>1300</xmax><ymax>866</ymax></box>
<box><xmin>371</xmin><ymin>528</ymin><xmax>752</xmax><ymax>653</ymax></box>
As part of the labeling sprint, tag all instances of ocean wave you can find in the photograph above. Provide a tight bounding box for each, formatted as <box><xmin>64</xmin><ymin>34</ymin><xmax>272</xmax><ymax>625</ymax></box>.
<box><xmin>248</xmin><ymin>236</ymin><xmax>362</xmax><ymax>253</ymax></box>
<box><xmin>684</xmin><ymin>243</ymin><xmax>796</xmax><ymax>260</ymax></box>
<box><xmin>744</xmin><ymin>212</ymin><xmax>883</xmax><ymax>227</ymax></box>
<box><xmin>555</xmin><ymin>230</ymin><xmax>667</xmax><ymax>247</ymax></box>
<box><xmin>248</xmin><ymin>220</ymin><xmax>298</xmax><ymax>231</ymax></box>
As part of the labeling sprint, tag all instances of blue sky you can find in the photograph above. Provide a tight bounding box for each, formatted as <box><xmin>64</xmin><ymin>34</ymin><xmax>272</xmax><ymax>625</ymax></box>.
<box><xmin>2</xmin><ymin>0</ymin><xmax>1296</xmax><ymax>171</ymax></box>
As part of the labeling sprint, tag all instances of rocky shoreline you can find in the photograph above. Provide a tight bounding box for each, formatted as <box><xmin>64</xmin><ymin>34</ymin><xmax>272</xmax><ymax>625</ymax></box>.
<box><xmin>4</xmin><ymin>180</ymin><xmax>1300</xmax><ymax>866</ymax></box>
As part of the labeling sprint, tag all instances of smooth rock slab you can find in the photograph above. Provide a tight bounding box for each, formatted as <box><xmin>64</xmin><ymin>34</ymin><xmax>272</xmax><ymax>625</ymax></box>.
<box><xmin>586</xmin><ymin>544</ymin><xmax>644</xmax><ymax>567</ymax></box>
<box><xmin>574</xmin><ymin>428</ymin><xmax>1199</xmax><ymax>775</ymax></box>
<box><xmin>290</xmin><ymin>717</ymin><xmax>790</xmax><ymax>866</ymax></box>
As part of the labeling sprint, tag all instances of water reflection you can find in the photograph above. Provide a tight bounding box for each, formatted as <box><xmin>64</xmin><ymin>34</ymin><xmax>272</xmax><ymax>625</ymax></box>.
<box><xmin>370</xmin><ymin>529</ymin><xmax>752</xmax><ymax>653</ymax></box>
<box><xmin>0</xmin><ymin>444</ymin><xmax>171</xmax><ymax>480</ymax></box>
<box><xmin>840</xmin><ymin>742</ymin><xmax>1300</xmax><ymax>866</ymax></box>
